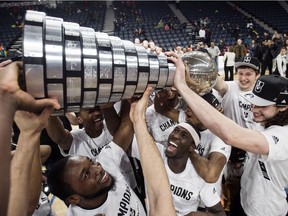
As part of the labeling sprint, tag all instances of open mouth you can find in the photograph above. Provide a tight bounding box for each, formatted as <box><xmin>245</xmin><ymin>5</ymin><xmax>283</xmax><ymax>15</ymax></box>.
<box><xmin>100</xmin><ymin>171</ymin><xmax>109</xmax><ymax>183</ymax></box>
<box><xmin>166</xmin><ymin>141</ymin><xmax>178</xmax><ymax>153</ymax></box>
<box><xmin>94</xmin><ymin>117</ymin><xmax>103</xmax><ymax>123</ymax></box>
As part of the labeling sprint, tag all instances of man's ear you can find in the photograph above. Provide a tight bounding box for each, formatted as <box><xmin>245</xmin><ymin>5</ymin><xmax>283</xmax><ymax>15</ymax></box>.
<box><xmin>66</xmin><ymin>194</ymin><xmax>81</xmax><ymax>205</ymax></box>
<box><xmin>189</xmin><ymin>145</ymin><xmax>195</xmax><ymax>152</ymax></box>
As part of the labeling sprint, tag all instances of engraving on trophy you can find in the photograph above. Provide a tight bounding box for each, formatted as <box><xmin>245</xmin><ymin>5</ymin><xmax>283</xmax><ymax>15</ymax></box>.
<box><xmin>122</xmin><ymin>85</ymin><xmax>136</xmax><ymax>100</ymax></box>
<box><xmin>110</xmin><ymin>93</ymin><xmax>123</xmax><ymax>102</ymax></box>
<box><xmin>113</xmin><ymin>49</ymin><xmax>126</xmax><ymax>65</ymax></box>
<box><xmin>84</xmin><ymin>58</ymin><xmax>98</xmax><ymax>88</ymax></box>
<box><xmin>23</xmin><ymin>25</ymin><xmax>43</xmax><ymax>57</ymax></box>
<box><xmin>67</xmin><ymin>77</ymin><xmax>81</xmax><ymax>103</ymax></box>
<box><xmin>46</xmin><ymin>44</ymin><xmax>63</xmax><ymax>79</ymax></box>
<box><xmin>63</xmin><ymin>22</ymin><xmax>80</xmax><ymax>37</ymax></box>
<box><xmin>45</xmin><ymin>18</ymin><xmax>63</xmax><ymax>42</ymax></box>
<box><xmin>149</xmin><ymin>57</ymin><xmax>159</xmax><ymax>81</ymax></box>
<box><xmin>82</xmin><ymin>37</ymin><xmax>97</xmax><ymax>56</ymax></box>
<box><xmin>99</xmin><ymin>51</ymin><xmax>112</xmax><ymax>79</ymax></box>
<box><xmin>83</xmin><ymin>91</ymin><xmax>97</xmax><ymax>107</ymax></box>
<box><xmin>47</xmin><ymin>83</ymin><xmax>64</xmax><ymax>108</ymax></box>
<box><xmin>135</xmin><ymin>72</ymin><xmax>149</xmax><ymax>93</ymax></box>
<box><xmin>65</xmin><ymin>40</ymin><xmax>81</xmax><ymax>71</ymax></box>
<box><xmin>157</xmin><ymin>68</ymin><xmax>168</xmax><ymax>88</ymax></box>
<box><xmin>113</xmin><ymin>66</ymin><xmax>125</xmax><ymax>92</ymax></box>
<box><xmin>126</xmin><ymin>55</ymin><xmax>138</xmax><ymax>82</ymax></box>
<box><xmin>25</xmin><ymin>64</ymin><xmax>45</xmax><ymax>98</ymax></box>
<box><xmin>97</xmin><ymin>84</ymin><xmax>111</xmax><ymax>104</ymax></box>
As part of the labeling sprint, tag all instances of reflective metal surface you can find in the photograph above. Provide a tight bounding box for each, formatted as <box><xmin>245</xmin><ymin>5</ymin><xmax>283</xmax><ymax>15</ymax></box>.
<box><xmin>181</xmin><ymin>51</ymin><xmax>218</xmax><ymax>95</ymax></box>
<box><xmin>22</xmin><ymin>10</ymin><xmax>217</xmax><ymax>114</ymax></box>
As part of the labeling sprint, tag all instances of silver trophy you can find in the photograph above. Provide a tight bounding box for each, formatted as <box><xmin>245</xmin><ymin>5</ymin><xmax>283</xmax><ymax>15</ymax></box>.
<box><xmin>22</xmin><ymin>10</ymin><xmax>217</xmax><ymax>115</ymax></box>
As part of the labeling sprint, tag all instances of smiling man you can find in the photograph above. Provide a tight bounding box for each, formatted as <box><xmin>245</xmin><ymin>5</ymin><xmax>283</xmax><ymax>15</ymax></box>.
<box><xmin>46</xmin><ymin>105</ymin><xmax>119</xmax><ymax>159</ymax></box>
<box><xmin>47</xmin><ymin>154</ymin><xmax>145</xmax><ymax>215</ymax></box>
<box><xmin>168</xmin><ymin>50</ymin><xmax>288</xmax><ymax>216</ymax></box>
<box><xmin>132</xmin><ymin>122</ymin><xmax>226</xmax><ymax>216</ymax></box>
<box><xmin>47</xmin><ymin>102</ymin><xmax>146</xmax><ymax>215</ymax></box>
<box><xmin>146</xmin><ymin>88</ymin><xmax>186</xmax><ymax>147</ymax></box>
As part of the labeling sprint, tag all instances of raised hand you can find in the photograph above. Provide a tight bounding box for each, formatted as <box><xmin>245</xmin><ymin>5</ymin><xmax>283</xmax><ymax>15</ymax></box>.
<box><xmin>129</xmin><ymin>86</ymin><xmax>153</xmax><ymax>124</ymax></box>
<box><xmin>0</xmin><ymin>61</ymin><xmax>60</xmax><ymax>113</ymax></box>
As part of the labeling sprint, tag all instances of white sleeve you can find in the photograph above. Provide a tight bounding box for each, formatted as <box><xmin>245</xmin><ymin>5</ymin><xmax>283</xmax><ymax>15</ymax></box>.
<box><xmin>261</xmin><ymin>126</ymin><xmax>288</xmax><ymax>161</ymax></box>
<box><xmin>199</xmin><ymin>183</ymin><xmax>220</xmax><ymax>207</ymax></box>
<box><xmin>209</xmin><ymin>136</ymin><xmax>231</xmax><ymax>161</ymax></box>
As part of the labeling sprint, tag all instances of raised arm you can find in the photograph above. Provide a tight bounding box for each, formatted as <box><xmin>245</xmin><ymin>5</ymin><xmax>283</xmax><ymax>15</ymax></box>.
<box><xmin>167</xmin><ymin>52</ymin><xmax>269</xmax><ymax>155</ymax></box>
<box><xmin>8</xmin><ymin>107</ymin><xmax>53</xmax><ymax>216</ymax></box>
<box><xmin>46</xmin><ymin>116</ymin><xmax>73</xmax><ymax>151</ymax></box>
<box><xmin>112</xmin><ymin>100</ymin><xmax>134</xmax><ymax>152</ymax></box>
<box><xmin>101</xmin><ymin>102</ymin><xmax>121</xmax><ymax>136</ymax></box>
<box><xmin>130</xmin><ymin>87</ymin><xmax>176</xmax><ymax>216</ymax></box>
<box><xmin>0</xmin><ymin>61</ymin><xmax>59</xmax><ymax>216</ymax></box>
<box><xmin>190</xmin><ymin>151</ymin><xmax>227</xmax><ymax>183</ymax></box>
<box><xmin>214</xmin><ymin>75</ymin><xmax>228</xmax><ymax>97</ymax></box>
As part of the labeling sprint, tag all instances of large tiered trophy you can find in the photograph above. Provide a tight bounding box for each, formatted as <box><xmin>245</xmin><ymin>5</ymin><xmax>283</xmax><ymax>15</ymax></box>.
<box><xmin>22</xmin><ymin>10</ymin><xmax>218</xmax><ymax>115</ymax></box>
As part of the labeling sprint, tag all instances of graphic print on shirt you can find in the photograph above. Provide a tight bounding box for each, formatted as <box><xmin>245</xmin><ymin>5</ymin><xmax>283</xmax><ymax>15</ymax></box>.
<box><xmin>238</xmin><ymin>100</ymin><xmax>253</xmax><ymax>120</ymax></box>
<box><xmin>258</xmin><ymin>160</ymin><xmax>270</xmax><ymax>180</ymax></box>
<box><xmin>118</xmin><ymin>185</ymin><xmax>139</xmax><ymax>216</ymax></box>
<box><xmin>159</xmin><ymin>119</ymin><xmax>178</xmax><ymax>132</ymax></box>
<box><xmin>170</xmin><ymin>184</ymin><xmax>194</xmax><ymax>201</ymax></box>
<box><xmin>90</xmin><ymin>146</ymin><xmax>105</xmax><ymax>157</ymax></box>
<box><xmin>196</xmin><ymin>144</ymin><xmax>205</xmax><ymax>156</ymax></box>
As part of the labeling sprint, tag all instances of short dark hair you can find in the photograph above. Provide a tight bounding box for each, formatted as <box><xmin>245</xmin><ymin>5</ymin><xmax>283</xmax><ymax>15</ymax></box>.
<box><xmin>47</xmin><ymin>157</ymin><xmax>76</xmax><ymax>201</ymax></box>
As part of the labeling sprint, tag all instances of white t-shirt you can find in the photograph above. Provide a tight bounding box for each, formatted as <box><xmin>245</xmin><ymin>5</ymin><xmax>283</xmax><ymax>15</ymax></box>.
<box><xmin>197</xmin><ymin>129</ymin><xmax>231</xmax><ymax>195</ymax></box>
<box><xmin>220</xmin><ymin>81</ymin><xmax>263</xmax><ymax>130</ymax></box>
<box><xmin>241</xmin><ymin>125</ymin><xmax>288</xmax><ymax>216</ymax></box>
<box><xmin>66</xmin><ymin>142</ymin><xmax>145</xmax><ymax>216</ymax></box>
<box><xmin>146</xmin><ymin>104</ymin><xmax>186</xmax><ymax>147</ymax></box>
<box><xmin>131</xmin><ymin>140</ymin><xmax>220</xmax><ymax>215</ymax></box>
<box><xmin>60</xmin><ymin>125</ymin><xmax>113</xmax><ymax>159</ymax></box>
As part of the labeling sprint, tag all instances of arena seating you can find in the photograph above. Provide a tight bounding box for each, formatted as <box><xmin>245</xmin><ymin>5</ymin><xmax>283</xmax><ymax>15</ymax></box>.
<box><xmin>0</xmin><ymin>1</ymin><xmax>287</xmax><ymax>57</ymax></box>
<box><xmin>234</xmin><ymin>1</ymin><xmax>288</xmax><ymax>34</ymax></box>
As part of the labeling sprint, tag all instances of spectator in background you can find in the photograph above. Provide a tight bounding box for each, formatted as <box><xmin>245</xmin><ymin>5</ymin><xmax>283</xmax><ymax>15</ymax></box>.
<box><xmin>0</xmin><ymin>44</ymin><xmax>7</xmax><ymax>57</ymax></box>
<box><xmin>205</xmin><ymin>28</ymin><xmax>212</xmax><ymax>45</ymax></box>
<box><xmin>196</xmin><ymin>42</ymin><xmax>209</xmax><ymax>55</ymax></box>
<box><xmin>233</xmin><ymin>39</ymin><xmax>247</xmax><ymax>62</ymax></box>
<box><xmin>223</xmin><ymin>46</ymin><xmax>236</xmax><ymax>81</ymax></box>
<box><xmin>155</xmin><ymin>19</ymin><xmax>164</xmax><ymax>29</ymax></box>
<box><xmin>273</xmin><ymin>47</ymin><xmax>287</xmax><ymax>77</ymax></box>
<box><xmin>263</xmin><ymin>32</ymin><xmax>271</xmax><ymax>41</ymax></box>
<box><xmin>164</xmin><ymin>23</ymin><xmax>170</xmax><ymax>31</ymax></box>
<box><xmin>260</xmin><ymin>40</ymin><xmax>274</xmax><ymax>75</ymax></box>
<box><xmin>208</xmin><ymin>42</ymin><xmax>221</xmax><ymax>66</ymax></box>
<box><xmin>199</xmin><ymin>26</ymin><xmax>206</xmax><ymax>43</ymax></box>
<box><xmin>175</xmin><ymin>46</ymin><xmax>184</xmax><ymax>55</ymax></box>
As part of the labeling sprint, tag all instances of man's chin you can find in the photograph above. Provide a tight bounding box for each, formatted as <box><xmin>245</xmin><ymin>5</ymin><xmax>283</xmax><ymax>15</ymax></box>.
<box><xmin>81</xmin><ymin>175</ymin><xmax>115</xmax><ymax>200</ymax></box>
<box><xmin>165</xmin><ymin>150</ymin><xmax>176</xmax><ymax>158</ymax></box>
